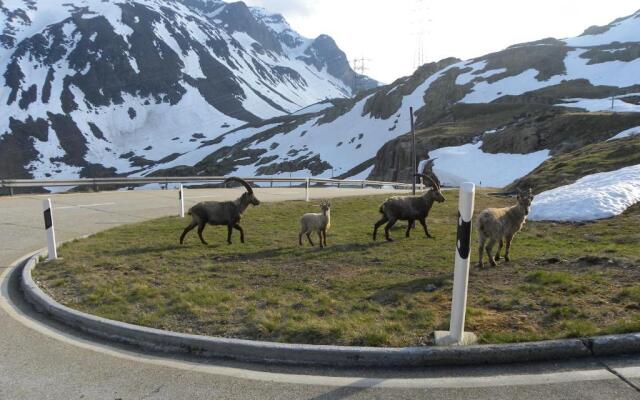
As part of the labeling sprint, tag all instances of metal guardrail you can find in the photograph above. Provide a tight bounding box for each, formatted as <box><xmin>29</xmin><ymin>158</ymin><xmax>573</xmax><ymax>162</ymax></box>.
<box><xmin>0</xmin><ymin>176</ymin><xmax>416</xmax><ymax>194</ymax></box>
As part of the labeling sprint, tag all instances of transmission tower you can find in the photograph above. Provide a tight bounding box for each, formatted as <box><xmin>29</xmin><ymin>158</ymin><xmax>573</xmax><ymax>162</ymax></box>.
<box><xmin>352</xmin><ymin>56</ymin><xmax>370</xmax><ymax>96</ymax></box>
<box><xmin>411</xmin><ymin>0</ymin><xmax>432</xmax><ymax>70</ymax></box>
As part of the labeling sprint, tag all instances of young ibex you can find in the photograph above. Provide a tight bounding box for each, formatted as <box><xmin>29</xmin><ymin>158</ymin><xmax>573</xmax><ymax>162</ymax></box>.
<box><xmin>477</xmin><ymin>188</ymin><xmax>534</xmax><ymax>267</ymax></box>
<box><xmin>179</xmin><ymin>177</ymin><xmax>260</xmax><ymax>245</ymax></box>
<box><xmin>299</xmin><ymin>200</ymin><xmax>331</xmax><ymax>248</ymax></box>
<box><xmin>373</xmin><ymin>172</ymin><xmax>445</xmax><ymax>242</ymax></box>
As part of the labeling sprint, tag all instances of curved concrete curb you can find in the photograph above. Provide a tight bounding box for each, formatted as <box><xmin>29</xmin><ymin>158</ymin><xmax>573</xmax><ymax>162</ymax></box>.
<box><xmin>20</xmin><ymin>253</ymin><xmax>640</xmax><ymax>368</ymax></box>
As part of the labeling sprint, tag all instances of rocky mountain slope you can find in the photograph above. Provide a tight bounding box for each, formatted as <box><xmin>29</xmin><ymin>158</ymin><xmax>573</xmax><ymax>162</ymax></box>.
<box><xmin>3</xmin><ymin>3</ymin><xmax>640</xmax><ymax>193</ymax></box>
<box><xmin>0</xmin><ymin>0</ymin><xmax>376</xmax><ymax>179</ymax></box>
<box><xmin>149</xmin><ymin>9</ymin><xmax>640</xmax><ymax>188</ymax></box>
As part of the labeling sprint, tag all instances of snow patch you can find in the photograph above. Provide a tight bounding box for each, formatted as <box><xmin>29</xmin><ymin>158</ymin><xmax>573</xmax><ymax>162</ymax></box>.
<box><xmin>556</xmin><ymin>97</ymin><xmax>640</xmax><ymax>113</ymax></box>
<box><xmin>608</xmin><ymin>126</ymin><xmax>640</xmax><ymax>141</ymax></box>
<box><xmin>530</xmin><ymin>165</ymin><xmax>640</xmax><ymax>221</ymax></box>
<box><xmin>425</xmin><ymin>142</ymin><xmax>550</xmax><ymax>188</ymax></box>
<box><xmin>564</xmin><ymin>14</ymin><xmax>640</xmax><ymax>47</ymax></box>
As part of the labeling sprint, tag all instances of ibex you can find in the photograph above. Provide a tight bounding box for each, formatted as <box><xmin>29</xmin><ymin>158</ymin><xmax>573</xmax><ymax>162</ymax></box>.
<box><xmin>477</xmin><ymin>188</ymin><xmax>533</xmax><ymax>267</ymax></box>
<box><xmin>179</xmin><ymin>177</ymin><xmax>260</xmax><ymax>245</ymax></box>
<box><xmin>299</xmin><ymin>200</ymin><xmax>331</xmax><ymax>248</ymax></box>
<box><xmin>373</xmin><ymin>172</ymin><xmax>445</xmax><ymax>242</ymax></box>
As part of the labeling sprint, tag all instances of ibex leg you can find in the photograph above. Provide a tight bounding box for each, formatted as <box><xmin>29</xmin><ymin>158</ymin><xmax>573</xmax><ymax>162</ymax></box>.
<box><xmin>495</xmin><ymin>240</ymin><xmax>503</xmax><ymax>261</ymax></box>
<box><xmin>180</xmin><ymin>221</ymin><xmax>197</xmax><ymax>244</ymax></box>
<box><xmin>505</xmin><ymin>235</ymin><xmax>513</xmax><ymax>262</ymax></box>
<box><xmin>419</xmin><ymin>218</ymin><xmax>433</xmax><ymax>238</ymax></box>
<box><xmin>197</xmin><ymin>223</ymin><xmax>208</xmax><ymax>245</ymax></box>
<box><xmin>317</xmin><ymin>232</ymin><xmax>324</xmax><ymax>248</ymax></box>
<box><xmin>233</xmin><ymin>224</ymin><xmax>245</xmax><ymax>243</ymax></box>
<box><xmin>486</xmin><ymin>239</ymin><xmax>498</xmax><ymax>266</ymax></box>
<box><xmin>405</xmin><ymin>219</ymin><xmax>414</xmax><ymax>238</ymax></box>
<box><xmin>384</xmin><ymin>218</ymin><xmax>397</xmax><ymax>242</ymax></box>
<box><xmin>306</xmin><ymin>233</ymin><xmax>314</xmax><ymax>246</ymax></box>
<box><xmin>322</xmin><ymin>229</ymin><xmax>327</xmax><ymax>247</ymax></box>
<box><xmin>227</xmin><ymin>225</ymin><xmax>233</xmax><ymax>244</ymax></box>
<box><xmin>477</xmin><ymin>237</ymin><xmax>485</xmax><ymax>268</ymax></box>
<box><xmin>373</xmin><ymin>216</ymin><xmax>388</xmax><ymax>241</ymax></box>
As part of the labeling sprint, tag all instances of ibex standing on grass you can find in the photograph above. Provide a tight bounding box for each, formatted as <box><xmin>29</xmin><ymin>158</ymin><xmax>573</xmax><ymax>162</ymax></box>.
<box><xmin>179</xmin><ymin>177</ymin><xmax>260</xmax><ymax>245</ymax></box>
<box><xmin>299</xmin><ymin>200</ymin><xmax>331</xmax><ymax>248</ymax></box>
<box><xmin>476</xmin><ymin>188</ymin><xmax>534</xmax><ymax>267</ymax></box>
<box><xmin>373</xmin><ymin>172</ymin><xmax>445</xmax><ymax>242</ymax></box>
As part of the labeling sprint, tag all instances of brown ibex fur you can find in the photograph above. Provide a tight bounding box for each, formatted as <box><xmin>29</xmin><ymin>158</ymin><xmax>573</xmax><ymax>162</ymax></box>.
<box><xmin>373</xmin><ymin>172</ymin><xmax>445</xmax><ymax>242</ymax></box>
<box><xmin>476</xmin><ymin>188</ymin><xmax>534</xmax><ymax>267</ymax></box>
<box><xmin>179</xmin><ymin>177</ymin><xmax>260</xmax><ymax>245</ymax></box>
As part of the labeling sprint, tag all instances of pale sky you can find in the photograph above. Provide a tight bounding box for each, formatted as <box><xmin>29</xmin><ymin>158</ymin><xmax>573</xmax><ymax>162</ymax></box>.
<box><xmin>242</xmin><ymin>0</ymin><xmax>640</xmax><ymax>84</ymax></box>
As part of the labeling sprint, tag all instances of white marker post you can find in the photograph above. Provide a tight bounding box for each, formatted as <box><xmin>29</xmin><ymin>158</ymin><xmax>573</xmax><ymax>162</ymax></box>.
<box><xmin>42</xmin><ymin>198</ymin><xmax>58</xmax><ymax>261</ymax></box>
<box><xmin>435</xmin><ymin>182</ymin><xmax>478</xmax><ymax>346</ymax></box>
<box><xmin>305</xmin><ymin>178</ymin><xmax>310</xmax><ymax>202</ymax></box>
<box><xmin>179</xmin><ymin>184</ymin><xmax>185</xmax><ymax>218</ymax></box>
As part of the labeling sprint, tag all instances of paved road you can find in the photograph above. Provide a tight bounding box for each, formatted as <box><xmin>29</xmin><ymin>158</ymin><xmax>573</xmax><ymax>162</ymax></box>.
<box><xmin>1</xmin><ymin>188</ymin><xmax>639</xmax><ymax>399</ymax></box>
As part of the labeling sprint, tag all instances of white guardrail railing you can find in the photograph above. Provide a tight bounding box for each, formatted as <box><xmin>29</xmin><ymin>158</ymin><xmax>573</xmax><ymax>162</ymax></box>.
<box><xmin>0</xmin><ymin>176</ymin><xmax>418</xmax><ymax>195</ymax></box>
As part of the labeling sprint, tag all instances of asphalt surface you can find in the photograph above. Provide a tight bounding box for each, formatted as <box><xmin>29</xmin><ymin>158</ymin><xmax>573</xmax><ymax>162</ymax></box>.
<box><xmin>1</xmin><ymin>188</ymin><xmax>639</xmax><ymax>400</ymax></box>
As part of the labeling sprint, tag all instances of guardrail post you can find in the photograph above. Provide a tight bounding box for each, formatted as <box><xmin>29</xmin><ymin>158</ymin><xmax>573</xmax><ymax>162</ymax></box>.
<box><xmin>435</xmin><ymin>182</ymin><xmax>477</xmax><ymax>346</ymax></box>
<box><xmin>179</xmin><ymin>184</ymin><xmax>185</xmax><ymax>218</ymax></box>
<box><xmin>305</xmin><ymin>178</ymin><xmax>310</xmax><ymax>202</ymax></box>
<box><xmin>42</xmin><ymin>198</ymin><xmax>58</xmax><ymax>261</ymax></box>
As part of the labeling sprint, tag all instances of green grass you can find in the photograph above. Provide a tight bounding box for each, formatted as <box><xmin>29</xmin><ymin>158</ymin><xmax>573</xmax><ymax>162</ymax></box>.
<box><xmin>508</xmin><ymin>135</ymin><xmax>640</xmax><ymax>193</ymax></box>
<box><xmin>33</xmin><ymin>191</ymin><xmax>640</xmax><ymax>346</ymax></box>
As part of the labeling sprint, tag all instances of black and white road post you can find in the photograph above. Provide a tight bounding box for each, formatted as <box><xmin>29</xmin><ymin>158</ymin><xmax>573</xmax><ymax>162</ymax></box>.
<box><xmin>179</xmin><ymin>184</ymin><xmax>185</xmax><ymax>218</ymax></box>
<box><xmin>42</xmin><ymin>198</ymin><xmax>58</xmax><ymax>261</ymax></box>
<box><xmin>305</xmin><ymin>177</ymin><xmax>310</xmax><ymax>202</ymax></box>
<box><xmin>410</xmin><ymin>106</ymin><xmax>416</xmax><ymax>196</ymax></box>
<box><xmin>435</xmin><ymin>182</ymin><xmax>478</xmax><ymax>346</ymax></box>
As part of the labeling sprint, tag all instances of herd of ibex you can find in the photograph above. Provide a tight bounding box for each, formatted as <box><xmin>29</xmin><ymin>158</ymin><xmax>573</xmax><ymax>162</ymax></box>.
<box><xmin>179</xmin><ymin>172</ymin><xmax>533</xmax><ymax>267</ymax></box>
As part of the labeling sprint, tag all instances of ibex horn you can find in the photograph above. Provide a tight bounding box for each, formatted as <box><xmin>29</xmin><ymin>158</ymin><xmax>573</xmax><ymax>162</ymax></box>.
<box><xmin>224</xmin><ymin>177</ymin><xmax>253</xmax><ymax>195</ymax></box>
<box><xmin>421</xmin><ymin>174</ymin><xmax>440</xmax><ymax>190</ymax></box>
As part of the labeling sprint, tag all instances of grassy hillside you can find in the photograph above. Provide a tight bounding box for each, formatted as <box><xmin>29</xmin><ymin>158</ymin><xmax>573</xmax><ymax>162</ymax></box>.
<box><xmin>34</xmin><ymin>192</ymin><xmax>640</xmax><ymax>347</ymax></box>
<box><xmin>508</xmin><ymin>135</ymin><xmax>640</xmax><ymax>193</ymax></box>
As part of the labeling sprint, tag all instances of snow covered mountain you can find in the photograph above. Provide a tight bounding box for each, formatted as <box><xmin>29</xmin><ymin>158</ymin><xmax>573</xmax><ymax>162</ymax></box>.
<box><xmin>148</xmin><ymin>9</ymin><xmax>640</xmax><ymax>188</ymax></box>
<box><xmin>3</xmin><ymin>4</ymin><xmax>640</xmax><ymax>193</ymax></box>
<box><xmin>0</xmin><ymin>0</ymin><xmax>377</xmax><ymax>179</ymax></box>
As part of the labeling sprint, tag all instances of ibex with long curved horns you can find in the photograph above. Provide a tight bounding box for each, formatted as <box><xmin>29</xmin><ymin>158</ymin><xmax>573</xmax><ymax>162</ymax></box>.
<box><xmin>179</xmin><ymin>177</ymin><xmax>260</xmax><ymax>245</ymax></box>
<box><xmin>373</xmin><ymin>171</ymin><xmax>445</xmax><ymax>242</ymax></box>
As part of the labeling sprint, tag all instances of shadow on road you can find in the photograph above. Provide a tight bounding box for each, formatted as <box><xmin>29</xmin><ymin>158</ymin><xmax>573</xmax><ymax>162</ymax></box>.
<box><xmin>309</xmin><ymin>378</ymin><xmax>384</xmax><ymax>400</ymax></box>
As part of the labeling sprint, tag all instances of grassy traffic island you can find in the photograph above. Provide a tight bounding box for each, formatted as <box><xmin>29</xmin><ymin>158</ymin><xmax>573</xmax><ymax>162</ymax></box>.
<box><xmin>34</xmin><ymin>191</ymin><xmax>640</xmax><ymax>347</ymax></box>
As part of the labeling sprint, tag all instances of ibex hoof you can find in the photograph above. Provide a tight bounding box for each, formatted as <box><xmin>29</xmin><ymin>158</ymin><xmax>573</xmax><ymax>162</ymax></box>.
<box><xmin>476</xmin><ymin>263</ymin><xmax>484</xmax><ymax>268</ymax></box>
<box><xmin>505</xmin><ymin>256</ymin><xmax>511</xmax><ymax>262</ymax></box>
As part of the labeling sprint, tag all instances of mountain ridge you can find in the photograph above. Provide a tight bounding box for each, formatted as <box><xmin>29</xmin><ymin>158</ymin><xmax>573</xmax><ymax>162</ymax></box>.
<box><xmin>0</xmin><ymin>0</ymin><xmax>378</xmax><ymax>180</ymax></box>
<box><xmin>3</xmin><ymin>3</ymin><xmax>640</xmax><ymax>193</ymax></box>
<box><xmin>148</xmin><ymin>8</ymin><xmax>640</xmax><ymax>188</ymax></box>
